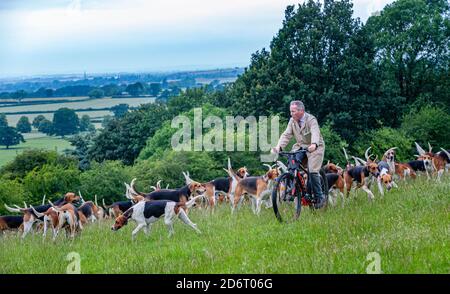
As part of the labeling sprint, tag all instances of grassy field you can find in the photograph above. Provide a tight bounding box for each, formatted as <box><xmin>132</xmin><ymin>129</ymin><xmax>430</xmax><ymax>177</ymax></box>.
<box><xmin>0</xmin><ymin>96</ymin><xmax>90</xmax><ymax>103</ymax></box>
<box><xmin>0</xmin><ymin>135</ymin><xmax>73</xmax><ymax>167</ymax></box>
<box><xmin>0</xmin><ymin>177</ymin><xmax>448</xmax><ymax>274</ymax></box>
<box><xmin>2</xmin><ymin>96</ymin><xmax>155</xmax><ymax>128</ymax></box>
<box><xmin>5</xmin><ymin>110</ymin><xmax>112</xmax><ymax>126</ymax></box>
<box><xmin>0</xmin><ymin>97</ymin><xmax>155</xmax><ymax>113</ymax></box>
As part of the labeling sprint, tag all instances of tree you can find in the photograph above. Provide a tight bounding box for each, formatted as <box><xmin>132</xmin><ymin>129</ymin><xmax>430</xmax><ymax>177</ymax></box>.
<box><xmin>45</xmin><ymin>88</ymin><xmax>54</xmax><ymax>97</ymax></box>
<box><xmin>149</xmin><ymin>83</ymin><xmax>162</xmax><ymax>96</ymax></box>
<box><xmin>11</xmin><ymin>90</ymin><xmax>26</xmax><ymax>102</ymax></box>
<box><xmin>54</xmin><ymin>85</ymin><xmax>95</xmax><ymax>97</ymax></box>
<box><xmin>138</xmin><ymin>103</ymin><xmax>228</xmax><ymax>161</ymax></box>
<box><xmin>16</xmin><ymin>116</ymin><xmax>32</xmax><ymax>133</ymax></box>
<box><xmin>225</xmin><ymin>0</ymin><xmax>390</xmax><ymax>143</ymax></box>
<box><xmin>400</xmin><ymin>106</ymin><xmax>450</xmax><ymax>148</ymax></box>
<box><xmin>32</xmin><ymin>115</ymin><xmax>46</xmax><ymax>128</ymax></box>
<box><xmin>125</xmin><ymin>82</ymin><xmax>144</xmax><ymax>96</ymax></box>
<box><xmin>101</xmin><ymin>84</ymin><xmax>121</xmax><ymax>96</ymax></box>
<box><xmin>52</xmin><ymin>108</ymin><xmax>80</xmax><ymax>137</ymax></box>
<box><xmin>111</xmin><ymin>104</ymin><xmax>129</xmax><ymax>118</ymax></box>
<box><xmin>167</xmin><ymin>88</ymin><xmax>212</xmax><ymax>117</ymax></box>
<box><xmin>365</xmin><ymin>0</ymin><xmax>450</xmax><ymax>107</ymax></box>
<box><xmin>88</xmin><ymin>88</ymin><xmax>104</xmax><ymax>98</ymax></box>
<box><xmin>67</xmin><ymin>133</ymin><xmax>93</xmax><ymax>170</ymax></box>
<box><xmin>38</xmin><ymin>119</ymin><xmax>53</xmax><ymax>135</ymax></box>
<box><xmin>101</xmin><ymin>115</ymin><xmax>113</xmax><ymax>128</ymax></box>
<box><xmin>161</xmin><ymin>78</ymin><xmax>168</xmax><ymax>89</ymax></box>
<box><xmin>34</xmin><ymin>87</ymin><xmax>47</xmax><ymax>97</ymax></box>
<box><xmin>89</xmin><ymin>102</ymin><xmax>171</xmax><ymax>165</ymax></box>
<box><xmin>0</xmin><ymin>113</ymin><xmax>7</xmax><ymax>127</ymax></box>
<box><xmin>79</xmin><ymin>115</ymin><xmax>95</xmax><ymax>132</ymax></box>
<box><xmin>0</xmin><ymin>126</ymin><xmax>25</xmax><ymax>149</ymax></box>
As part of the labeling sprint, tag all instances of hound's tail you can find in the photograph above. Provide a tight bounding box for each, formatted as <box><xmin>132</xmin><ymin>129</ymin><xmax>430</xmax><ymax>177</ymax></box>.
<box><xmin>130</xmin><ymin>178</ymin><xmax>146</xmax><ymax>197</ymax></box>
<box><xmin>342</xmin><ymin>147</ymin><xmax>351</xmax><ymax>170</ymax></box>
<box><xmin>102</xmin><ymin>200</ymin><xmax>114</xmax><ymax>209</ymax></box>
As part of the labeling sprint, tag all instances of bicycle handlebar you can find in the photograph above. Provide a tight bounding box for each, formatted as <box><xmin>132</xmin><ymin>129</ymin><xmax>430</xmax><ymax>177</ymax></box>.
<box><xmin>278</xmin><ymin>148</ymin><xmax>309</xmax><ymax>156</ymax></box>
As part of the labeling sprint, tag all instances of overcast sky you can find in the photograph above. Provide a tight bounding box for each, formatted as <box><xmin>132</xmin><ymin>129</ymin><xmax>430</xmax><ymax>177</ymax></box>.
<box><xmin>0</xmin><ymin>0</ymin><xmax>395</xmax><ymax>77</ymax></box>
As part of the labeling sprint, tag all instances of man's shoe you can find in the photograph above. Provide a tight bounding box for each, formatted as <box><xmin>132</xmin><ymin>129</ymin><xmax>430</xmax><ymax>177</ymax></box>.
<box><xmin>314</xmin><ymin>196</ymin><xmax>326</xmax><ymax>209</ymax></box>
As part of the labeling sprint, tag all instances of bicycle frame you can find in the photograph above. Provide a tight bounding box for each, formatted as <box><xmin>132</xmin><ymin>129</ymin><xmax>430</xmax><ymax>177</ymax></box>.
<box><xmin>278</xmin><ymin>149</ymin><xmax>314</xmax><ymax>206</ymax></box>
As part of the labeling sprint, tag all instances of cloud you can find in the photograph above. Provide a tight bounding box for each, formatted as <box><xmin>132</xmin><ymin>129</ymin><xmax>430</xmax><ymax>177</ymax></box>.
<box><xmin>0</xmin><ymin>0</ymin><xmax>395</xmax><ymax>76</ymax></box>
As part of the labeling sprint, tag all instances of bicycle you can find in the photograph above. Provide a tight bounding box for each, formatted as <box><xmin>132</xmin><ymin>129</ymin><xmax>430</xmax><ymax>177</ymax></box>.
<box><xmin>271</xmin><ymin>148</ymin><xmax>328</xmax><ymax>223</ymax></box>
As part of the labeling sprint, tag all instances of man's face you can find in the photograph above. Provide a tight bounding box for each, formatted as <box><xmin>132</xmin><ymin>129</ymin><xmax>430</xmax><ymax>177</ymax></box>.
<box><xmin>290</xmin><ymin>105</ymin><xmax>304</xmax><ymax>121</ymax></box>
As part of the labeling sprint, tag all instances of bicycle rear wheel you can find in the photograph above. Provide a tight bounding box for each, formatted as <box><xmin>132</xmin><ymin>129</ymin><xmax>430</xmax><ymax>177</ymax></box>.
<box><xmin>272</xmin><ymin>173</ymin><xmax>301</xmax><ymax>223</ymax></box>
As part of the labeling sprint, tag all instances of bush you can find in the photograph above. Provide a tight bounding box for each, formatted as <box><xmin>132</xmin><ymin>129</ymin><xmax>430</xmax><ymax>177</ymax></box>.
<box><xmin>0</xmin><ymin>179</ymin><xmax>31</xmax><ymax>214</ymax></box>
<box><xmin>0</xmin><ymin>149</ymin><xmax>77</xmax><ymax>180</ymax></box>
<box><xmin>22</xmin><ymin>164</ymin><xmax>81</xmax><ymax>203</ymax></box>
<box><xmin>353</xmin><ymin>127</ymin><xmax>414</xmax><ymax>162</ymax></box>
<box><xmin>401</xmin><ymin>106</ymin><xmax>450</xmax><ymax>149</ymax></box>
<box><xmin>138</xmin><ymin>103</ymin><xmax>229</xmax><ymax>161</ymax></box>
<box><xmin>79</xmin><ymin>161</ymin><xmax>132</xmax><ymax>203</ymax></box>
<box><xmin>321</xmin><ymin>123</ymin><xmax>348</xmax><ymax>165</ymax></box>
<box><xmin>133</xmin><ymin>151</ymin><xmax>223</xmax><ymax>191</ymax></box>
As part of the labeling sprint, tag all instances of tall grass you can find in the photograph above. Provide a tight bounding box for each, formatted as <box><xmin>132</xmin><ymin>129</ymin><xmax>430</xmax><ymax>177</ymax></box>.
<box><xmin>0</xmin><ymin>176</ymin><xmax>448</xmax><ymax>273</ymax></box>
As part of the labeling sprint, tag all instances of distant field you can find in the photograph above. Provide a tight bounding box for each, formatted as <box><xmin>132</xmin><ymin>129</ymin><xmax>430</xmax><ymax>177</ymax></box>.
<box><xmin>0</xmin><ymin>136</ymin><xmax>73</xmax><ymax>167</ymax></box>
<box><xmin>0</xmin><ymin>96</ymin><xmax>90</xmax><ymax>103</ymax></box>
<box><xmin>0</xmin><ymin>97</ymin><xmax>155</xmax><ymax>114</ymax></box>
<box><xmin>196</xmin><ymin>77</ymin><xmax>237</xmax><ymax>84</ymax></box>
<box><xmin>5</xmin><ymin>110</ymin><xmax>113</xmax><ymax>127</ymax></box>
<box><xmin>22</xmin><ymin>130</ymin><xmax>48</xmax><ymax>140</ymax></box>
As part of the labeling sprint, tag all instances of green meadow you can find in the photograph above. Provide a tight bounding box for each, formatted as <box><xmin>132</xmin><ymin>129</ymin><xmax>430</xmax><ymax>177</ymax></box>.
<box><xmin>0</xmin><ymin>136</ymin><xmax>73</xmax><ymax>167</ymax></box>
<box><xmin>0</xmin><ymin>177</ymin><xmax>448</xmax><ymax>274</ymax></box>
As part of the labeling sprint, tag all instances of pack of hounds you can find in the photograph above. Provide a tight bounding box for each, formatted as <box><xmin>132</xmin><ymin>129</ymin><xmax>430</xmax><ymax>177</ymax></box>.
<box><xmin>1</xmin><ymin>142</ymin><xmax>449</xmax><ymax>240</ymax></box>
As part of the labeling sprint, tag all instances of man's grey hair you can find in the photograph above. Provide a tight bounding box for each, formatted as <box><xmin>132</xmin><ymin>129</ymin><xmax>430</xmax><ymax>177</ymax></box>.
<box><xmin>290</xmin><ymin>100</ymin><xmax>305</xmax><ymax>111</ymax></box>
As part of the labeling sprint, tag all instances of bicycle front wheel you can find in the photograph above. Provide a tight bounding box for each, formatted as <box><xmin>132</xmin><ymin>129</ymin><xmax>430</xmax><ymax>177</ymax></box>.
<box><xmin>272</xmin><ymin>173</ymin><xmax>301</xmax><ymax>223</ymax></box>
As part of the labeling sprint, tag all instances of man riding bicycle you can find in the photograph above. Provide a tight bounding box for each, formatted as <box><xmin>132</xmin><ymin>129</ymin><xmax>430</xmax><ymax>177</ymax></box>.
<box><xmin>271</xmin><ymin>100</ymin><xmax>326</xmax><ymax>209</ymax></box>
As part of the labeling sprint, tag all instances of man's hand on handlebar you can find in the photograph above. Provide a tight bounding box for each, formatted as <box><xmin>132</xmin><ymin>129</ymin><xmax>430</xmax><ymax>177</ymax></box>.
<box><xmin>308</xmin><ymin>144</ymin><xmax>317</xmax><ymax>153</ymax></box>
<box><xmin>271</xmin><ymin>147</ymin><xmax>280</xmax><ymax>154</ymax></box>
